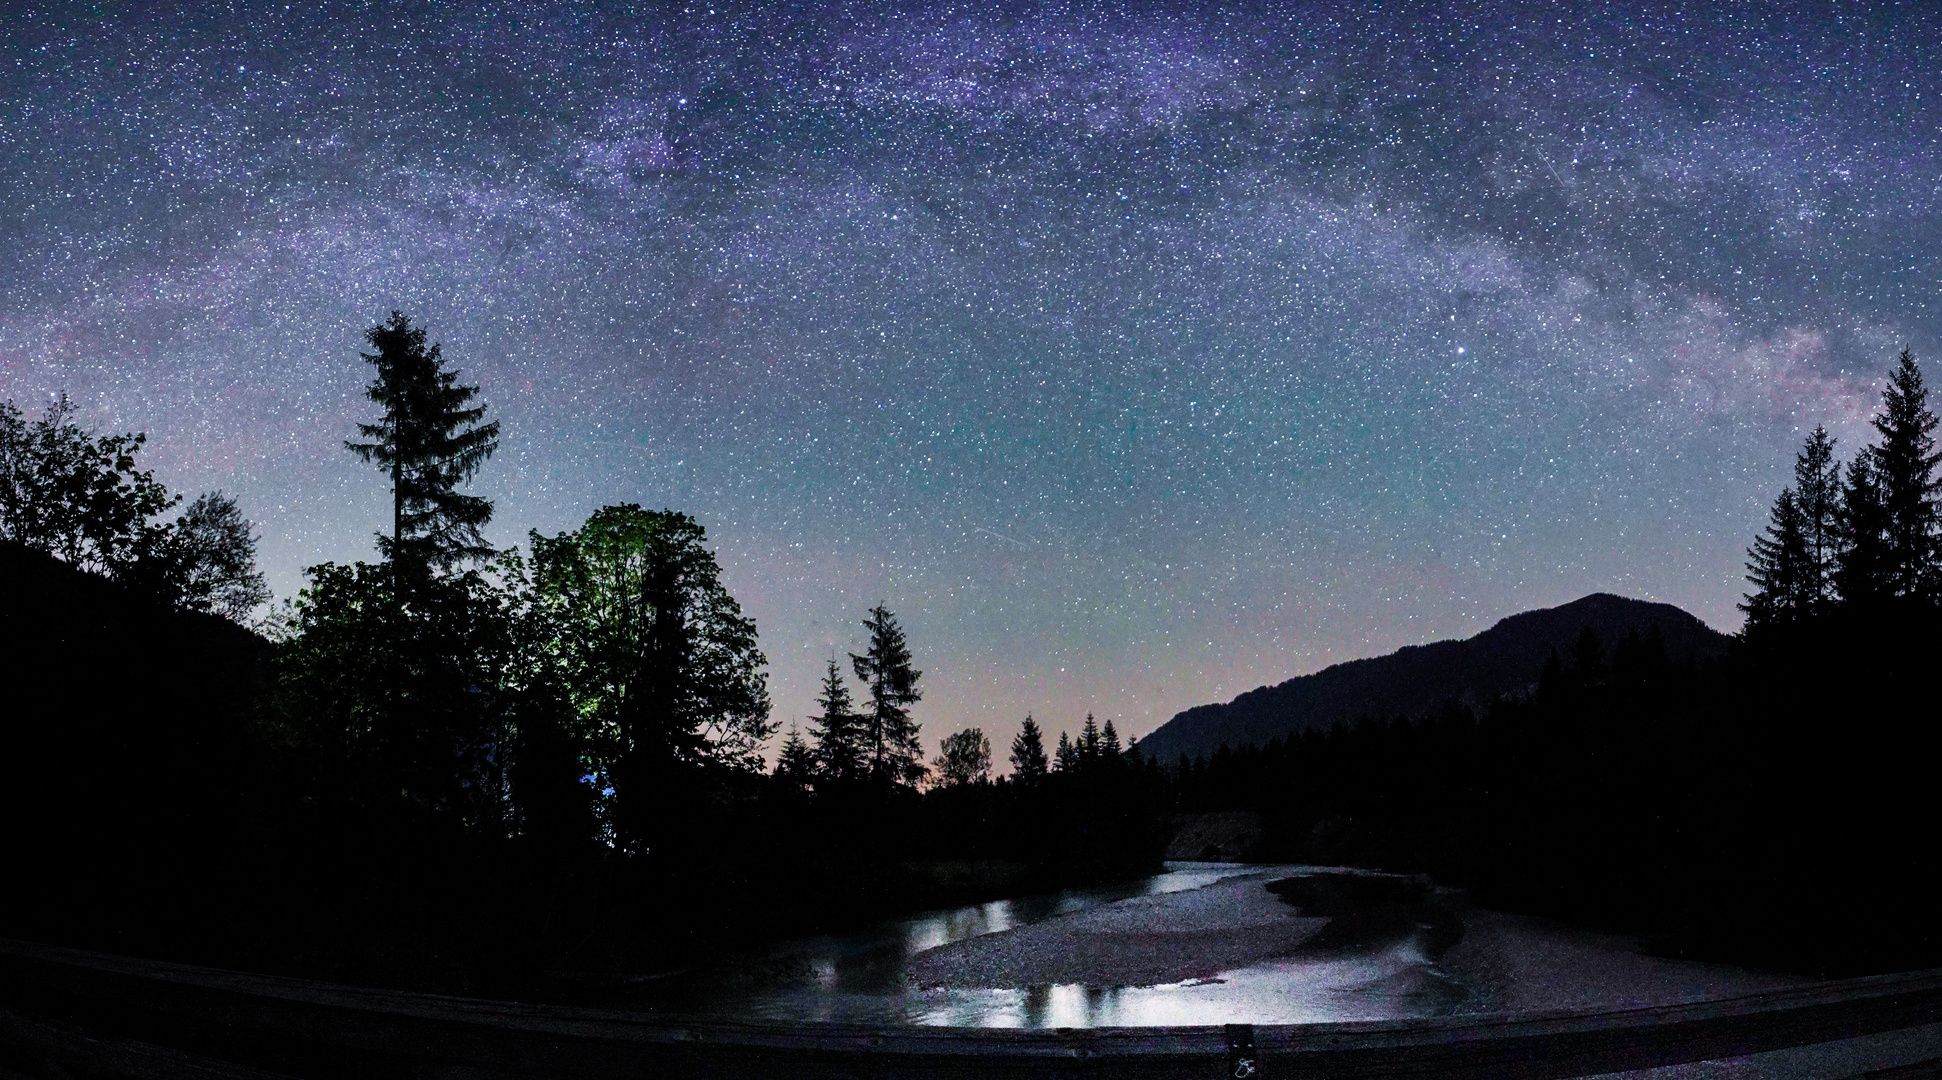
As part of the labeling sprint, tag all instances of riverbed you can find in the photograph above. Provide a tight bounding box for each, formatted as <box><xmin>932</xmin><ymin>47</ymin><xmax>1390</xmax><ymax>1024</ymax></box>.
<box><xmin>614</xmin><ymin>863</ymin><xmax>1809</xmax><ymax>1028</ymax></box>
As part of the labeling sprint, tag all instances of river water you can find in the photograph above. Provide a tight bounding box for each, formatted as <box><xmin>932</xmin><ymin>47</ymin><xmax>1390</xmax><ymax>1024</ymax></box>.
<box><xmin>619</xmin><ymin>863</ymin><xmax>1475</xmax><ymax>1028</ymax></box>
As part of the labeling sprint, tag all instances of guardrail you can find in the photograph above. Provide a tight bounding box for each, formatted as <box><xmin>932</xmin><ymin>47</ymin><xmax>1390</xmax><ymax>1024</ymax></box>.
<box><xmin>5</xmin><ymin>936</ymin><xmax>1942</xmax><ymax>1079</ymax></box>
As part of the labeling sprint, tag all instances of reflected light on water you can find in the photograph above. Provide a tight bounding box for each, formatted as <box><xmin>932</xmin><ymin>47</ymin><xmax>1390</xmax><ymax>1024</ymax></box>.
<box><xmin>624</xmin><ymin>864</ymin><xmax>1472</xmax><ymax>1028</ymax></box>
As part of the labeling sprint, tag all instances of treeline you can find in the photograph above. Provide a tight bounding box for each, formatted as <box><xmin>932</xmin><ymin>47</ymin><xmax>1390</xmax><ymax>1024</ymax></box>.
<box><xmin>1154</xmin><ymin>351</ymin><xmax>1942</xmax><ymax>977</ymax></box>
<box><xmin>0</xmin><ymin>314</ymin><xmax>1161</xmax><ymax>996</ymax></box>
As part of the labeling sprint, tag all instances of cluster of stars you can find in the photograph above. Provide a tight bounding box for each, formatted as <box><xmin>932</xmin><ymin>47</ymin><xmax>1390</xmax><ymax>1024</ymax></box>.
<box><xmin>3</xmin><ymin>1</ymin><xmax>1937</xmax><ymax>754</ymax></box>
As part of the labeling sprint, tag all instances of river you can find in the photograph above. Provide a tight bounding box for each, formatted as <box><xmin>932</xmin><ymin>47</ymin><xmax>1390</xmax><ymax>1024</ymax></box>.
<box><xmin>614</xmin><ymin>862</ymin><xmax>1486</xmax><ymax>1027</ymax></box>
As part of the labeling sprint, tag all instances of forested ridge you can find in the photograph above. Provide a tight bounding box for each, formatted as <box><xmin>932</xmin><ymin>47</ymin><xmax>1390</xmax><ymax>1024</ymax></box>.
<box><xmin>0</xmin><ymin>314</ymin><xmax>1165</xmax><ymax>996</ymax></box>
<box><xmin>1162</xmin><ymin>350</ymin><xmax>1942</xmax><ymax>976</ymax></box>
<box><xmin>3</xmin><ymin>325</ymin><xmax>1939</xmax><ymax>989</ymax></box>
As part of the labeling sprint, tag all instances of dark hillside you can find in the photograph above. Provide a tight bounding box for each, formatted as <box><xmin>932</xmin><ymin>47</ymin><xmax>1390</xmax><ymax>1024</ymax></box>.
<box><xmin>1139</xmin><ymin>594</ymin><xmax>1728</xmax><ymax>762</ymax></box>
<box><xmin>0</xmin><ymin>540</ymin><xmax>277</xmax><ymax>956</ymax></box>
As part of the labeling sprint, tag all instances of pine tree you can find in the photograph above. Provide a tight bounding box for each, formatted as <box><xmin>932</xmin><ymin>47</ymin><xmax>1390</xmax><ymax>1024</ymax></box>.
<box><xmin>1079</xmin><ymin>713</ymin><xmax>1102</xmax><ymax>762</ymax></box>
<box><xmin>1053</xmin><ymin>730</ymin><xmax>1077</xmax><ymax>772</ymax></box>
<box><xmin>1793</xmin><ymin>425</ymin><xmax>1842</xmax><ymax>610</ymax></box>
<box><xmin>851</xmin><ymin>605</ymin><xmax>925</xmax><ymax>788</ymax></box>
<box><xmin>1009</xmin><ymin>715</ymin><xmax>1050</xmax><ymax>782</ymax></box>
<box><xmin>809</xmin><ymin>658</ymin><xmax>865</xmax><ymax>784</ymax></box>
<box><xmin>1870</xmin><ymin>350</ymin><xmax>1942</xmax><ymax>598</ymax></box>
<box><xmin>775</xmin><ymin>725</ymin><xmax>816</xmax><ymax>787</ymax></box>
<box><xmin>1742</xmin><ymin>487</ymin><xmax>1811</xmax><ymax>632</ymax></box>
<box><xmin>1837</xmin><ymin>452</ymin><xmax>1894</xmax><ymax>607</ymax></box>
<box><xmin>1100</xmin><ymin>719</ymin><xmax>1123</xmax><ymax>761</ymax></box>
<box><xmin>347</xmin><ymin>312</ymin><xmax>500</xmax><ymax>579</ymax></box>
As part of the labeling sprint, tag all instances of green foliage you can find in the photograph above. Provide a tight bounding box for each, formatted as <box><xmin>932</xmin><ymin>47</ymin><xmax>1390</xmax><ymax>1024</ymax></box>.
<box><xmin>346</xmin><ymin>312</ymin><xmax>500</xmax><ymax>575</ymax></box>
<box><xmin>527</xmin><ymin>505</ymin><xmax>772</xmax><ymax>851</ymax></box>
<box><xmin>851</xmin><ymin>605</ymin><xmax>926</xmax><ymax>788</ymax></box>
<box><xmin>933</xmin><ymin>728</ymin><xmax>992</xmax><ymax>786</ymax></box>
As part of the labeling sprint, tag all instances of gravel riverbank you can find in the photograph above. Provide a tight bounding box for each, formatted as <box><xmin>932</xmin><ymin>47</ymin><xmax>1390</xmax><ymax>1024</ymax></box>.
<box><xmin>908</xmin><ymin>867</ymin><xmax>1812</xmax><ymax>1017</ymax></box>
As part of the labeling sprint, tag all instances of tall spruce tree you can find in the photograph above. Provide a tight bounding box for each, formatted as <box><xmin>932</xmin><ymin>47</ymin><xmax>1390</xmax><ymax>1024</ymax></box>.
<box><xmin>809</xmin><ymin>658</ymin><xmax>865</xmax><ymax>784</ymax></box>
<box><xmin>1870</xmin><ymin>350</ymin><xmax>1942</xmax><ymax>599</ymax></box>
<box><xmin>1793</xmin><ymin>425</ymin><xmax>1843</xmax><ymax>610</ymax></box>
<box><xmin>1742</xmin><ymin>487</ymin><xmax>1810</xmax><ymax>632</ymax></box>
<box><xmin>851</xmin><ymin>605</ymin><xmax>925</xmax><ymax>788</ymax></box>
<box><xmin>347</xmin><ymin>312</ymin><xmax>500</xmax><ymax>579</ymax></box>
<box><xmin>1009</xmin><ymin>715</ymin><xmax>1050</xmax><ymax>783</ymax></box>
<box><xmin>1836</xmin><ymin>452</ymin><xmax>1894</xmax><ymax>607</ymax></box>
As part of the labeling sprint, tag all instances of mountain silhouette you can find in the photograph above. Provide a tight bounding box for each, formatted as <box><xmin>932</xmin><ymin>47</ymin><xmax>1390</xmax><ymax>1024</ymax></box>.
<box><xmin>1136</xmin><ymin>593</ymin><xmax>1729</xmax><ymax>763</ymax></box>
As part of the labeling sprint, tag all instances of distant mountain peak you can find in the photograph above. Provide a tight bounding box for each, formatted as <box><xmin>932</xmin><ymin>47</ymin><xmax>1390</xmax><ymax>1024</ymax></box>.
<box><xmin>1136</xmin><ymin>594</ymin><xmax>1727</xmax><ymax>764</ymax></box>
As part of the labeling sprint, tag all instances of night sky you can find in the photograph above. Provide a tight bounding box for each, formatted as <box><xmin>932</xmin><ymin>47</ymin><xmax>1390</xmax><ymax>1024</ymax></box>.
<box><xmin>5</xmin><ymin>2</ymin><xmax>1937</xmax><ymax>751</ymax></box>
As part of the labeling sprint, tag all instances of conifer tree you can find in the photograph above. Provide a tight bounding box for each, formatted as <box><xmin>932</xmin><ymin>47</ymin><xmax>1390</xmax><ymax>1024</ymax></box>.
<box><xmin>775</xmin><ymin>725</ymin><xmax>816</xmax><ymax>787</ymax></box>
<box><xmin>1079</xmin><ymin>713</ymin><xmax>1102</xmax><ymax>762</ymax></box>
<box><xmin>1869</xmin><ymin>350</ymin><xmax>1941</xmax><ymax>598</ymax></box>
<box><xmin>1793</xmin><ymin>425</ymin><xmax>1842</xmax><ymax>610</ymax></box>
<box><xmin>1101</xmin><ymin>719</ymin><xmax>1123</xmax><ymax>761</ymax></box>
<box><xmin>1054</xmin><ymin>730</ymin><xmax>1077</xmax><ymax>772</ymax></box>
<box><xmin>809</xmin><ymin>658</ymin><xmax>865</xmax><ymax>783</ymax></box>
<box><xmin>1009</xmin><ymin>715</ymin><xmax>1050</xmax><ymax>782</ymax></box>
<box><xmin>1837</xmin><ymin>451</ymin><xmax>1894</xmax><ymax>607</ymax></box>
<box><xmin>851</xmin><ymin>605</ymin><xmax>925</xmax><ymax>787</ymax></box>
<box><xmin>347</xmin><ymin>312</ymin><xmax>500</xmax><ymax>579</ymax></box>
<box><xmin>1742</xmin><ymin>487</ymin><xmax>1810</xmax><ymax>632</ymax></box>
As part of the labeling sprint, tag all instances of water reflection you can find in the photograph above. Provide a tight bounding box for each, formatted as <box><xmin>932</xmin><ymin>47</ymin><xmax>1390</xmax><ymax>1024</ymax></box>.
<box><xmin>621</xmin><ymin>863</ymin><xmax>1471</xmax><ymax>1027</ymax></box>
<box><xmin>911</xmin><ymin>940</ymin><xmax>1470</xmax><ymax>1027</ymax></box>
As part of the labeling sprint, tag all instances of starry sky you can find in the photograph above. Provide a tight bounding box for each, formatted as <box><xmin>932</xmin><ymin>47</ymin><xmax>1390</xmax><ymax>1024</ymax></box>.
<box><xmin>4</xmin><ymin>2</ymin><xmax>1938</xmax><ymax>754</ymax></box>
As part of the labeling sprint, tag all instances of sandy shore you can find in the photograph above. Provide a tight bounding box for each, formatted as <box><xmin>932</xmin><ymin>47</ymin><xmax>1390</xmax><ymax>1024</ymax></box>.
<box><xmin>908</xmin><ymin>867</ymin><xmax>1814</xmax><ymax>1017</ymax></box>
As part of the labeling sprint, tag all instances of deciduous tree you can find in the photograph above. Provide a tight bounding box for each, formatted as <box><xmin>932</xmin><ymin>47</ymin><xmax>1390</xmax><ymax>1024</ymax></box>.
<box><xmin>933</xmin><ymin>728</ymin><xmax>991</xmax><ymax>786</ymax></box>
<box><xmin>529</xmin><ymin>505</ymin><xmax>772</xmax><ymax>852</ymax></box>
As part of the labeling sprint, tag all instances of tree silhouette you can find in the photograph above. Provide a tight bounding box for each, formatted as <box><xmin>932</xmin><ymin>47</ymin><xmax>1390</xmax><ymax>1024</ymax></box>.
<box><xmin>140</xmin><ymin>491</ymin><xmax>271</xmax><ymax>619</ymax></box>
<box><xmin>0</xmin><ymin>394</ymin><xmax>175</xmax><ymax>578</ymax></box>
<box><xmin>775</xmin><ymin>724</ymin><xmax>816</xmax><ymax>788</ymax></box>
<box><xmin>1837</xmin><ymin>448</ymin><xmax>1894</xmax><ymax>607</ymax></box>
<box><xmin>1009</xmin><ymin>715</ymin><xmax>1049</xmax><ymax>782</ymax></box>
<box><xmin>2</xmin><ymin>396</ymin><xmax>266</xmax><ymax>621</ymax></box>
<box><xmin>1869</xmin><ymin>350</ymin><xmax>1941</xmax><ymax>598</ymax></box>
<box><xmin>347</xmin><ymin>313</ymin><xmax>500</xmax><ymax>579</ymax></box>
<box><xmin>809</xmin><ymin>658</ymin><xmax>865</xmax><ymax>784</ymax></box>
<box><xmin>529</xmin><ymin>506</ymin><xmax>772</xmax><ymax>853</ymax></box>
<box><xmin>1101</xmin><ymin>719</ymin><xmax>1123</xmax><ymax>761</ymax></box>
<box><xmin>851</xmin><ymin>605</ymin><xmax>925</xmax><ymax>788</ymax></box>
<box><xmin>933</xmin><ymin>728</ymin><xmax>991</xmax><ymax>786</ymax></box>
<box><xmin>1793</xmin><ymin>426</ymin><xmax>1843</xmax><ymax>611</ymax></box>
<box><xmin>1742</xmin><ymin>487</ymin><xmax>1810</xmax><ymax>632</ymax></box>
<box><xmin>1054</xmin><ymin>730</ymin><xmax>1077</xmax><ymax>772</ymax></box>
